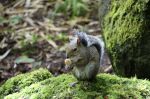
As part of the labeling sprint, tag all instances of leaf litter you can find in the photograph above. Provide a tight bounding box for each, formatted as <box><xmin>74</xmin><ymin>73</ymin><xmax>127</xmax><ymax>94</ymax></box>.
<box><xmin>0</xmin><ymin>0</ymin><xmax>112</xmax><ymax>84</ymax></box>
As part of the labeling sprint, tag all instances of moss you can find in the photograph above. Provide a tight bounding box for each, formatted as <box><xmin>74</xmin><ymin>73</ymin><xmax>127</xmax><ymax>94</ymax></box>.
<box><xmin>1</xmin><ymin>69</ymin><xmax>150</xmax><ymax>99</ymax></box>
<box><xmin>103</xmin><ymin>0</ymin><xmax>150</xmax><ymax>78</ymax></box>
<box><xmin>0</xmin><ymin>68</ymin><xmax>51</xmax><ymax>99</ymax></box>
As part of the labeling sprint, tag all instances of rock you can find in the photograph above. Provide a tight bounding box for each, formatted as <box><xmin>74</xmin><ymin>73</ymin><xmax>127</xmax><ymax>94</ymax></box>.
<box><xmin>1</xmin><ymin>68</ymin><xmax>150</xmax><ymax>98</ymax></box>
<box><xmin>103</xmin><ymin>0</ymin><xmax>150</xmax><ymax>78</ymax></box>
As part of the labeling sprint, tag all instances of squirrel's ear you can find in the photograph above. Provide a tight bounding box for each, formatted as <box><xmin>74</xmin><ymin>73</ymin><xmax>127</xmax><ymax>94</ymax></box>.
<box><xmin>77</xmin><ymin>37</ymin><xmax>80</xmax><ymax>45</ymax></box>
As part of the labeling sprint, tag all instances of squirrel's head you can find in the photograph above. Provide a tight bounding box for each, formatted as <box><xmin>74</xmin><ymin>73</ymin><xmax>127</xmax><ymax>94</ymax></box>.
<box><xmin>66</xmin><ymin>34</ymin><xmax>81</xmax><ymax>55</ymax></box>
<box><xmin>65</xmin><ymin>30</ymin><xmax>86</xmax><ymax>61</ymax></box>
<box><xmin>65</xmin><ymin>35</ymin><xmax>87</xmax><ymax>68</ymax></box>
<box><xmin>65</xmin><ymin>29</ymin><xmax>90</xmax><ymax>68</ymax></box>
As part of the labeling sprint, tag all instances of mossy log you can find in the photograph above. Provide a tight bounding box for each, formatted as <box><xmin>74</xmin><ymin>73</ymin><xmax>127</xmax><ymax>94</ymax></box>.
<box><xmin>1</xmin><ymin>68</ymin><xmax>150</xmax><ymax>99</ymax></box>
<box><xmin>103</xmin><ymin>0</ymin><xmax>150</xmax><ymax>78</ymax></box>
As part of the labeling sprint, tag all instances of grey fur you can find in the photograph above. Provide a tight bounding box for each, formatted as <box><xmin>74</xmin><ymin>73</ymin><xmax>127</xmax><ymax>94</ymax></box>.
<box><xmin>72</xmin><ymin>29</ymin><xmax>105</xmax><ymax>66</ymax></box>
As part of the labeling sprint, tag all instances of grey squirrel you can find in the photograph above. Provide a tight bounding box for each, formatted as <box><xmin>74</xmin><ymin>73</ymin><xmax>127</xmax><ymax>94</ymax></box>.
<box><xmin>65</xmin><ymin>29</ymin><xmax>105</xmax><ymax>81</ymax></box>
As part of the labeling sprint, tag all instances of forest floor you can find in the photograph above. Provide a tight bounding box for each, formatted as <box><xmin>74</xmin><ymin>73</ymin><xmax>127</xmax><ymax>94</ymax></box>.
<box><xmin>0</xmin><ymin>0</ymin><xmax>111</xmax><ymax>84</ymax></box>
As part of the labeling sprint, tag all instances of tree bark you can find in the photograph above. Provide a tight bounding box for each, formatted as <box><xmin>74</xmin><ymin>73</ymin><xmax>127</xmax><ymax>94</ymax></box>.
<box><xmin>102</xmin><ymin>0</ymin><xmax>150</xmax><ymax>79</ymax></box>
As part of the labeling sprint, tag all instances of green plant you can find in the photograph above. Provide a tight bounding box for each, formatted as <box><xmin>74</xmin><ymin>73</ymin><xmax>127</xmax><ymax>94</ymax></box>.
<box><xmin>47</xmin><ymin>33</ymin><xmax>68</xmax><ymax>42</ymax></box>
<box><xmin>9</xmin><ymin>15</ymin><xmax>22</xmax><ymax>26</ymax></box>
<box><xmin>54</xmin><ymin>0</ymin><xmax>89</xmax><ymax>18</ymax></box>
<box><xmin>0</xmin><ymin>15</ymin><xmax>22</xmax><ymax>25</ymax></box>
<box><xmin>17</xmin><ymin>33</ymin><xmax>39</xmax><ymax>48</ymax></box>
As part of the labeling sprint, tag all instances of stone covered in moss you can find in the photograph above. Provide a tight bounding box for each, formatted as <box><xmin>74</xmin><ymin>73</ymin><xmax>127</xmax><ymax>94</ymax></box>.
<box><xmin>1</xmin><ymin>69</ymin><xmax>150</xmax><ymax>99</ymax></box>
<box><xmin>103</xmin><ymin>0</ymin><xmax>150</xmax><ymax>78</ymax></box>
<box><xmin>0</xmin><ymin>68</ymin><xmax>51</xmax><ymax>99</ymax></box>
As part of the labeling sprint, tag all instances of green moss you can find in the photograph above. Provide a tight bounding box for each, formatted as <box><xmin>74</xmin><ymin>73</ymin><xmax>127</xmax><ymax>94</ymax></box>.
<box><xmin>103</xmin><ymin>0</ymin><xmax>150</xmax><ymax>78</ymax></box>
<box><xmin>1</xmin><ymin>69</ymin><xmax>150</xmax><ymax>99</ymax></box>
<box><xmin>0</xmin><ymin>68</ymin><xmax>51</xmax><ymax>99</ymax></box>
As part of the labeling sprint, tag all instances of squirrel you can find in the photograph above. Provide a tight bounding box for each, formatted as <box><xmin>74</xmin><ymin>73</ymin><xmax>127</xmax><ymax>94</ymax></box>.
<box><xmin>65</xmin><ymin>29</ymin><xmax>105</xmax><ymax>81</ymax></box>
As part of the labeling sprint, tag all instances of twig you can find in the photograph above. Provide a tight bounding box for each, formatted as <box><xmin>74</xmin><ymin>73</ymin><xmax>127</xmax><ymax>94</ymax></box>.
<box><xmin>0</xmin><ymin>49</ymin><xmax>11</xmax><ymax>61</ymax></box>
<box><xmin>40</xmin><ymin>32</ymin><xmax>58</xmax><ymax>49</ymax></box>
<box><xmin>25</xmin><ymin>0</ymin><xmax>31</xmax><ymax>8</ymax></box>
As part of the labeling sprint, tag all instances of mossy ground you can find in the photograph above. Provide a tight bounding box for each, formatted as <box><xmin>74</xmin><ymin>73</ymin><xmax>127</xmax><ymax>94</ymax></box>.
<box><xmin>103</xmin><ymin>0</ymin><xmax>150</xmax><ymax>78</ymax></box>
<box><xmin>1</xmin><ymin>68</ymin><xmax>150</xmax><ymax>99</ymax></box>
<box><xmin>0</xmin><ymin>68</ymin><xmax>51</xmax><ymax>99</ymax></box>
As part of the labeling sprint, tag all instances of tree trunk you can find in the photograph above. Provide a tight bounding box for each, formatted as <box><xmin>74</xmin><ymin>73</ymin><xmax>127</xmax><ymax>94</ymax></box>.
<box><xmin>102</xmin><ymin>0</ymin><xmax>150</xmax><ymax>79</ymax></box>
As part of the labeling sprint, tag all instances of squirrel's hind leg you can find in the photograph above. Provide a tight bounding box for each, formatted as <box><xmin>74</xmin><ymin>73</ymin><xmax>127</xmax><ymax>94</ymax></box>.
<box><xmin>85</xmin><ymin>61</ymin><xmax>100</xmax><ymax>80</ymax></box>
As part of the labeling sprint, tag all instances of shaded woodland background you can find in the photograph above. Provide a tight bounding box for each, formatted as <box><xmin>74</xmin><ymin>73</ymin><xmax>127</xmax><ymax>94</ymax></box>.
<box><xmin>1</xmin><ymin>0</ymin><xmax>150</xmax><ymax>98</ymax></box>
<box><xmin>0</xmin><ymin>0</ymin><xmax>111</xmax><ymax>84</ymax></box>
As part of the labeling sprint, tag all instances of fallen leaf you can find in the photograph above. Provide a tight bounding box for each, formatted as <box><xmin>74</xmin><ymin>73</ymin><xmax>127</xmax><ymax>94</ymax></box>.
<box><xmin>15</xmin><ymin>56</ymin><xmax>35</xmax><ymax>64</ymax></box>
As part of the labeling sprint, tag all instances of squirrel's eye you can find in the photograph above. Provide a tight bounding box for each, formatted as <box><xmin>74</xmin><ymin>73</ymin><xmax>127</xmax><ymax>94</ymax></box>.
<box><xmin>73</xmin><ymin>48</ymin><xmax>77</xmax><ymax>51</ymax></box>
